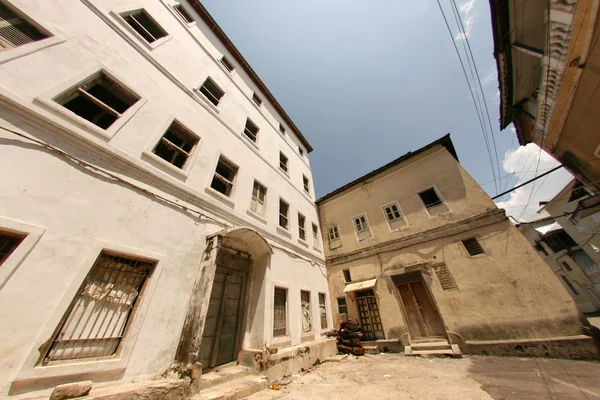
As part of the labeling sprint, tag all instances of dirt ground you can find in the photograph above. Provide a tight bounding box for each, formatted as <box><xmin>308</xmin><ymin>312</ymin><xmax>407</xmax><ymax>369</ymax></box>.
<box><xmin>247</xmin><ymin>354</ymin><xmax>600</xmax><ymax>400</ymax></box>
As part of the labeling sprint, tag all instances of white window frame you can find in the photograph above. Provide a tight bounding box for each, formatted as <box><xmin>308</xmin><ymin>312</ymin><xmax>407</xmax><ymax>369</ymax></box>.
<box><xmin>417</xmin><ymin>185</ymin><xmax>450</xmax><ymax>217</ymax></box>
<box><xmin>279</xmin><ymin>151</ymin><xmax>289</xmax><ymax>175</ymax></box>
<box><xmin>328</xmin><ymin>224</ymin><xmax>342</xmax><ymax>249</ymax></box>
<box><xmin>302</xmin><ymin>175</ymin><xmax>310</xmax><ymax>194</ymax></box>
<box><xmin>35</xmin><ymin>65</ymin><xmax>147</xmax><ymax>141</ymax></box>
<box><xmin>12</xmin><ymin>242</ymin><xmax>164</xmax><ymax>392</ymax></box>
<box><xmin>168</xmin><ymin>2</ymin><xmax>196</xmax><ymax>27</ymax></box>
<box><xmin>278</xmin><ymin>197</ymin><xmax>290</xmax><ymax>231</ymax></box>
<box><xmin>205</xmin><ymin>154</ymin><xmax>238</xmax><ymax>208</ymax></box>
<box><xmin>111</xmin><ymin>7</ymin><xmax>172</xmax><ymax>51</ymax></box>
<box><xmin>0</xmin><ymin>217</ymin><xmax>45</xmax><ymax>290</ymax></box>
<box><xmin>381</xmin><ymin>200</ymin><xmax>407</xmax><ymax>231</ymax></box>
<box><xmin>298</xmin><ymin>212</ymin><xmax>307</xmax><ymax>243</ymax></box>
<box><xmin>218</xmin><ymin>55</ymin><xmax>235</xmax><ymax>75</ymax></box>
<box><xmin>243</xmin><ymin>117</ymin><xmax>260</xmax><ymax>144</ymax></box>
<box><xmin>250</xmin><ymin>179</ymin><xmax>267</xmax><ymax>217</ymax></box>
<box><xmin>352</xmin><ymin>213</ymin><xmax>373</xmax><ymax>241</ymax></box>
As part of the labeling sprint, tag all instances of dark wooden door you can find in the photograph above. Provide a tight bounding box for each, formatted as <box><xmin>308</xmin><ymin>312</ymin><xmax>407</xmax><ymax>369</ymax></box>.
<box><xmin>356</xmin><ymin>290</ymin><xmax>384</xmax><ymax>340</ymax></box>
<box><xmin>397</xmin><ymin>280</ymin><xmax>445</xmax><ymax>340</ymax></box>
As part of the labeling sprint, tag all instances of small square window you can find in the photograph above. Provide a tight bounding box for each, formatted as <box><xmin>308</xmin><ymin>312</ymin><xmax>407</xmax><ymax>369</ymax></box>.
<box><xmin>0</xmin><ymin>231</ymin><xmax>25</xmax><ymax>266</ymax></box>
<box><xmin>419</xmin><ymin>188</ymin><xmax>443</xmax><ymax>209</ymax></box>
<box><xmin>337</xmin><ymin>297</ymin><xmax>347</xmax><ymax>314</ymax></box>
<box><xmin>210</xmin><ymin>156</ymin><xmax>238</xmax><ymax>197</ymax></box>
<box><xmin>251</xmin><ymin>180</ymin><xmax>266</xmax><ymax>215</ymax></box>
<box><xmin>279</xmin><ymin>199</ymin><xmax>289</xmax><ymax>230</ymax></box>
<box><xmin>462</xmin><ymin>238</ymin><xmax>484</xmax><ymax>256</ymax></box>
<box><xmin>199</xmin><ymin>77</ymin><xmax>224</xmax><ymax>107</ymax></box>
<box><xmin>299</xmin><ymin>147</ymin><xmax>304</xmax><ymax>156</ymax></box>
<box><xmin>279</xmin><ymin>152</ymin><xmax>288</xmax><ymax>173</ymax></box>
<box><xmin>303</xmin><ymin>175</ymin><xmax>310</xmax><ymax>194</ymax></box>
<box><xmin>279</xmin><ymin>123</ymin><xmax>286</xmax><ymax>135</ymax></box>
<box><xmin>172</xmin><ymin>4</ymin><xmax>194</xmax><ymax>24</ymax></box>
<box><xmin>54</xmin><ymin>71</ymin><xmax>140</xmax><ymax>130</ymax></box>
<box><xmin>383</xmin><ymin>202</ymin><xmax>405</xmax><ymax>230</ymax></box>
<box><xmin>0</xmin><ymin>2</ymin><xmax>49</xmax><ymax>51</ymax></box>
<box><xmin>220</xmin><ymin>56</ymin><xmax>234</xmax><ymax>73</ymax></box>
<box><xmin>243</xmin><ymin>118</ymin><xmax>259</xmax><ymax>143</ymax></box>
<box><xmin>298</xmin><ymin>213</ymin><xmax>306</xmax><ymax>241</ymax></box>
<box><xmin>120</xmin><ymin>9</ymin><xmax>167</xmax><ymax>44</ymax></box>
<box><xmin>152</xmin><ymin>121</ymin><xmax>199</xmax><ymax>169</ymax></box>
<box><xmin>353</xmin><ymin>214</ymin><xmax>372</xmax><ymax>240</ymax></box>
<box><xmin>252</xmin><ymin>92</ymin><xmax>262</xmax><ymax>107</ymax></box>
<box><xmin>342</xmin><ymin>269</ymin><xmax>352</xmax><ymax>283</ymax></box>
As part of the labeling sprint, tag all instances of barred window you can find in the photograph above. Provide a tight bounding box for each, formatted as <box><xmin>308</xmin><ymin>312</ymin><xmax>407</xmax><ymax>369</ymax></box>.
<box><xmin>273</xmin><ymin>287</ymin><xmax>287</xmax><ymax>337</ymax></box>
<box><xmin>462</xmin><ymin>238</ymin><xmax>484</xmax><ymax>256</ymax></box>
<box><xmin>0</xmin><ymin>2</ymin><xmax>49</xmax><ymax>51</ymax></box>
<box><xmin>343</xmin><ymin>269</ymin><xmax>351</xmax><ymax>283</ymax></box>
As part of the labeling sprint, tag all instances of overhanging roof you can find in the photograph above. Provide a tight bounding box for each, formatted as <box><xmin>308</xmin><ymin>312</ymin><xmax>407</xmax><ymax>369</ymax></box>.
<box><xmin>187</xmin><ymin>0</ymin><xmax>313</xmax><ymax>153</ymax></box>
<box><xmin>343</xmin><ymin>279</ymin><xmax>377</xmax><ymax>293</ymax></box>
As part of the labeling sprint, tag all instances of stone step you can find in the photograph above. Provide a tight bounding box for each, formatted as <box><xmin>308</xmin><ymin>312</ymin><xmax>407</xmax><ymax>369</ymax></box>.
<box><xmin>197</xmin><ymin>365</ymin><xmax>252</xmax><ymax>391</ymax></box>
<box><xmin>404</xmin><ymin>344</ymin><xmax>461</xmax><ymax>357</ymax></box>
<box><xmin>363</xmin><ymin>345</ymin><xmax>379</xmax><ymax>354</ymax></box>
<box><xmin>191</xmin><ymin>375</ymin><xmax>268</xmax><ymax>400</ymax></box>
<box><xmin>410</xmin><ymin>341</ymin><xmax>451</xmax><ymax>351</ymax></box>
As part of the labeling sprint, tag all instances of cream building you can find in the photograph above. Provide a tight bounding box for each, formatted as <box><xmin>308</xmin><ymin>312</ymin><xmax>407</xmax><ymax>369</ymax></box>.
<box><xmin>317</xmin><ymin>135</ymin><xmax>595</xmax><ymax>358</ymax></box>
<box><xmin>0</xmin><ymin>0</ymin><xmax>334</xmax><ymax>398</ymax></box>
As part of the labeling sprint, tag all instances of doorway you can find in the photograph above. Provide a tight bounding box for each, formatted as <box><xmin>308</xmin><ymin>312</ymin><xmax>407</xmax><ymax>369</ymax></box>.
<box><xmin>396</xmin><ymin>276</ymin><xmax>445</xmax><ymax>340</ymax></box>
<box><xmin>199</xmin><ymin>249</ymin><xmax>249</xmax><ymax>368</ymax></box>
<box><xmin>355</xmin><ymin>289</ymin><xmax>385</xmax><ymax>340</ymax></box>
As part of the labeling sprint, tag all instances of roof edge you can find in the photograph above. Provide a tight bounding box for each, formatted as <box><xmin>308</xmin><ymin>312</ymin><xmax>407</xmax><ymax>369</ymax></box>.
<box><xmin>187</xmin><ymin>0</ymin><xmax>313</xmax><ymax>153</ymax></box>
<box><xmin>489</xmin><ymin>0</ymin><xmax>514</xmax><ymax>130</ymax></box>
<box><xmin>316</xmin><ymin>134</ymin><xmax>458</xmax><ymax>204</ymax></box>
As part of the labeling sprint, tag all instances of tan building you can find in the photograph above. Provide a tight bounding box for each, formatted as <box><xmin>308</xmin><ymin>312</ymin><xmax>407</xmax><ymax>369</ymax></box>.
<box><xmin>317</xmin><ymin>135</ymin><xmax>596</xmax><ymax>358</ymax></box>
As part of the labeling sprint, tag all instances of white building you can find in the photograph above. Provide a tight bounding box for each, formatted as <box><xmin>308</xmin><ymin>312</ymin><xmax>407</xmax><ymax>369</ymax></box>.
<box><xmin>0</xmin><ymin>0</ymin><xmax>334</xmax><ymax>397</ymax></box>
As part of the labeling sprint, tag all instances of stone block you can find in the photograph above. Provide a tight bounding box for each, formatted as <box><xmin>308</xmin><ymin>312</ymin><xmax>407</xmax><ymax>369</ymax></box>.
<box><xmin>49</xmin><ymin>381</ymin><xmax>92</xmax><ymax>400</ymax></box>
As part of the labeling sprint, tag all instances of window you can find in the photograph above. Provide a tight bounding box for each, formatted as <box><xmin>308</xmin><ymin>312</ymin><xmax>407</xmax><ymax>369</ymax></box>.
<box><xmin>543</xmin><ymin>229</ymin><xmax>577</xmax><ymax>253</ymax></box>
<box><xmin>0</xmin><ymin>231</ymin><xmax>24</xmax><ymax>266</ymax></box>
<box><xmin>318</xmin><ymin>293</ymin><xmax>328</xmax><ymax>329</ymax></box>
<box><xmin>152</xmin><ymin>121</ymin><xmax>198</xmax><ymax>169</ymax></box>
<box><xmin>250</xmin><ymin>180</ymin><xmax>266</xmax><ymax>215</ymax></box>
<box><xmin>172</xmin><ymin>4</ymin><xmax>194</xmax><ymax>24</ymax></box>
<box><xmin>0</xmin><ymin>2</ymin><xmax>49</xmax><ymax>51</ymax></box>
<box><xmin>561</xmin><ymin>275</ymin><xmax>579</xmax><ymax>296</ymax></box>
<box><xmin>312</xmin><ymin>223</ymin><xmax>319</xmax><ymax>246</ymax></box>
<box><xmin>561</xmin><ymin>261</ymin><xmax>573</xmax><ymax>272</ymax></box>
<box><xmin>279</xmin><ymin>123</ymin><xmax>286</xmax><ymax>135</ymax></box>
<box><xmin>43</xmin><ymin>252</ymin><xmax>154</xmax><ymax>363</ymax></box>
<box><xmin>462</xmin><ymin>238</ymin><xmax>484</xmax><ymax>256</ymax></box>
<box><xmin>343</xmin><ymin>269</ymin><xmax>352</xmax><ymax>283</ymax></box>
<box><xmin>199</xmin><ymin>77</ymin><xmax>224</xmax><ymax>107</ymax></box>
<box><xmin>353</xmin><ymin>214</ymin><xmax>372</xmax><ymax>240</ymax></box>
<box><xmin>328</xmin><ymin>226</ymin><xmax>340</xmax><ymax>241</ymax></box>
<box><xmin>279</xmin><ymin>152</ymin><xmax>288</xmax><ymax>173</ymax></box>
<box><xmin>568</xmin><ymin>181</ymin><xmax>589</xmax><ymax>203</ymax></box>
<box><xmin>54</xmin><ymin>71</ymin><xmax>139</xmax><ymax>130</ymax></box>
<box><xmin>279</xmin><ymin>198</ymin><xmax>289</xmax><ymax>229</ymax></box>
<box><xmin>252</xmin><ymin>92</ymin><xmax>262</xmax><ymax>107</ymax></box>
<box><xmin>243</xmin><ymin>118</ymin><xmax>259</xmax><ymax>143</ymax></box>
<box><xmin>419</xmin><ymin>188</ymin><xmax>443</xmax><ymax>209</ymax></box>
<box><xmin>302</xmin><ymin>175</ymin><xmax>310</xmax><ymax>194</ymax></box>
<box><xmin>210</xmin><ymin>156</ymin><xmax>238</xmax><ymax>197</ymax></box>
<box><xmin>220</xmin><ymin>56</ymin><xmax>234</xmax><ymax>73</ymax></box>
<box><xmin>383</xmin><ymin>202</ymin><xmax>405</xmax><ymax>230</ymax></box>
<box><xmin>298</xmin><ymin>213</ymin><xmax>306</xmax><ymax>241</ymax></box>
<box><xmin>300</xmin><ymin>290</ymin><xmax>312</xmax><ymax>333</ymax></box>
<box><xmin>273</xmin><ymin>287</ymin><xmax>287</xmax><ymax>337</ymax></box>
<box><xmin>299</xmin><ymin>147</ymin><xmax>304</xmax><ymax>156</ymax></box>
<box><xmin>337</xmin><ymin>297</ymin><xmax>347</xmax><ymax>314</ymax></box>
<box><xmin>328</xmin><ymin>225</ymin><xmax>342</xmax><ymax>249</ymax></box>
<box><xmin>120</xmin><ymin>9</ymin><xmax>167</xmax><ymax>44</ymax></box>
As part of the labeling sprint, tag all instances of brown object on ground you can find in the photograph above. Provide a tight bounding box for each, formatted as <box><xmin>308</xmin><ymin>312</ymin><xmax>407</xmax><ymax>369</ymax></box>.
<box><xmin>335</xmin><ymin>320</ymin><xmax>364</xmax><ymax>356</ymax></box>
<box><xmin>49</xmin><ymin>381</ymin><xmax>92</xmax><ymax>400</ymax></box>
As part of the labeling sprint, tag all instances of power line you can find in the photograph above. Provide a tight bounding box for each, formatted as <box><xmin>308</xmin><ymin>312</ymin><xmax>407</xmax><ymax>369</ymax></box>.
<box><xmin>491</xmin><ymin>164</ymin><xmax>564</xmax><ymax>200</ymax></box>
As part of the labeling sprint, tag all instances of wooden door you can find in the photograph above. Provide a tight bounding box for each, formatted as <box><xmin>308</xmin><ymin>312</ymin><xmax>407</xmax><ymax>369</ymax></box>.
<box><xmin>356</xmin><ymin>290</ymin><xmax>384</xmax><ymax>340</ymax></box>
<box><xmin>397</xmin><ymin>280</ymin><xmax>445</xmax><ymax>340</ymax></box>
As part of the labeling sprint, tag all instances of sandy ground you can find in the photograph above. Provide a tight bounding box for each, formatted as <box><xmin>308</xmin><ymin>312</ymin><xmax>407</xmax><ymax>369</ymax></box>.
<box><xmin>247</xmin><ymin>354</ymin><xmax>600</xmax><ymax>400</ymax></box>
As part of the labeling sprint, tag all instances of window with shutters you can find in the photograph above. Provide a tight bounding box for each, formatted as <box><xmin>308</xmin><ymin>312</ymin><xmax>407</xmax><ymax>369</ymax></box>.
<box><xmin>250</xmin><ymin>180</ymin><xmax>267</xmax><ymax>216</ymax></box>
<box><xmin>252</xmin><ymin>92</ymin><xmax>262</xmax><ymax>107</ymax></box>
<box><xmin>382</xmin><ymin>201</ymin><xmax>405</xmax><ymax>230</ymax></box>
<box><xmin>198</xmin><ymin>77</ymin><xmax>224</xmax><ymax>107</ymax></box>
<box><xmin>462</xmin><ymin>238</ymin><xmax>485</xmax><ymax>256</ymax></box>
<box><xmin>152</xmin><ymin>121</ymin><xmax>199</xmax><ymax>169</ymax></box>
<box><xmin>54</xmin><ymin>71</ymin><xmax>140</xmax><ymax>130</ymax></box>
<box><xmin>318</xmin><ymin>293</ymin><xmax>328</xmax><ymax>329</ymax></box>
<box><xmin>298</xmin><ymin>213</ymin><xmax>306</xmax><ymax>241</ymax></box>
<box><xmin>337</xmin><ymin>297</ymin><xmax>347</xmax><ymax>314</ymax></box>
<box><xmin>120</xmin><ymin>9</ymin><xmax>168</xmax><ymax>44</ymax></box>
<box><xmin>302</xmin><ymin>175</ymin><xmax>310</xmax><ymax>194</ymax></box>
<box><xmin>343</xmin><ymin>269</ymin><xmax>352</xmax><ymax>283</ymax></box>
<box><xmin>210</xmin><ymin>156</ymin><xmax>238</xmax><ymax>197</ymax></box>
<box><xmin>328</xmin><ymin>225</ymin><xmax>342</xmax><ymax>249</ymax></box>
<box><xmin>279</xmin><ymin>152</ymin><xmax>288</xmax><ymax>173</ymax></box>
<box><xmin>300</xmin><ymin>290</ymin><xmax>312</xmax><ymax>333</ymax></box>
<box><xmin>243</xmin><ymin>118</ymin><xmax>259</xmax><ymax>143</ymax></box>
<box><xmin>0</xmin><ymin>2</ymin><xmax>49</xmax><ymax>51</ymax></box>
<box><xmin>353</xmin><ymin>214</ymin><xmax>372</xmax><ymax>241</ymax></box>
<box><xmin>279</xmin><ymin>198</ymin><xmax>289</xmax><ymax>230</ymax></box>
<box><xmin>219</xmin><ymin>56</ymin><xmax>234</xmax><ymax>73</ymax></box>
<box><xmin>42</xmin><ymin>252</ymin><xmax>155</xmax><ymax>363</ymax></box>
<box><xmin>0</xmin><ymin>231</ymin><xmax>24</xmax><ymax>266</ymax></box>
<box><xmin>273</xmin><ymin>287</ymin><xmax>287</xmax><ymax>337</ymax></box>
<box><xmin>172</xmin><ymin>4</ymin><xmax>194</xmax><ymax>24</ymax></box>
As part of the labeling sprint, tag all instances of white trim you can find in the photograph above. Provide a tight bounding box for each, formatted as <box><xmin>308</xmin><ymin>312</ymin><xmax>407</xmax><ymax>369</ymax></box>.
<box><xmin>0</xmin><ymin>217</ymin><xmax>46</xmax><ymax>290</ymax></box>
<box><xmin>34</xmin><ymin>64</ymin><xmax>147</xmax><ymax>141</ymax></box>
<box><xmin>351</xmin><ymin>213</ymin><xmax>373</xmax><ymax>242</ymax></box>
<box><xmin>0</xmin><ymin>36</ymin><xmax>66</xmax><ymax>65</ymax></box>
<box><xmin>110</xmin><ymin>8</ymin><xmax>172</xmax><ymax>51</ymax></box>
<box><xmin>380</xmin><ymin>200</ymin><xmax>409</xmax><ymax>231</ymax></box>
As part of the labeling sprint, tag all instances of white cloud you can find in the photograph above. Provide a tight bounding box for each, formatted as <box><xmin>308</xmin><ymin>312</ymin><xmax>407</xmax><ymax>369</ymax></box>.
<box><xmin>495</xmin><ymin>142</ymin><xmax>573</xmax><ymax>222</ymax></box>
<box><xmin>481</xmin><ymin>68</ymin><xmax>497</xmax><ymax>87</ymax></box>
<box><xmin>454</xmin><ymin>0</ymin><xmax>476</xmax><ymax>41</ymax></box>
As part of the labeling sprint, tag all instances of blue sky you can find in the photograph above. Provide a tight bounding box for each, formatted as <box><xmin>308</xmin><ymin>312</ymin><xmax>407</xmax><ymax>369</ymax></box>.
<box><xmin>202</xmin><ymin>0</ymin><xmax>573</xmax><ymax>222</ymax></box>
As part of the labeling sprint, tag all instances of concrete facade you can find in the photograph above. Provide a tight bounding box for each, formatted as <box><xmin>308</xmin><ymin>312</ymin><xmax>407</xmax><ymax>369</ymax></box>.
<box><xmin>0</xmin><ymin>0</ymin><xmax>334</xmax><ymax>398</ymax></box>
<box><xmin>317</xmin><ymin>136</ymin><xmax>593</xmax><ymax>358</ymax></box>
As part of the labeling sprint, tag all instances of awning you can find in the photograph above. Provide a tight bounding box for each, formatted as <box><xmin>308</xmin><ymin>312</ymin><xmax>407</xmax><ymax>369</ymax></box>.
<box><xmin>343</xmin><ymin>278</ymin><xmax>377</xmax><ymax>293</ymax></box>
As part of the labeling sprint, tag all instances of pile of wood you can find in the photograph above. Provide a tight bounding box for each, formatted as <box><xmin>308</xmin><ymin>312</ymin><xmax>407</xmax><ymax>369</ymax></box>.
<box><xmin>332</xmin><ymin>320</ymin><xmax>365</xmax><ymax>356</ymax></box>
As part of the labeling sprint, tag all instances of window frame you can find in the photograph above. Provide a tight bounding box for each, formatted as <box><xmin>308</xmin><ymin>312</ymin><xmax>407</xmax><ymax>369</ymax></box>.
<box><xmin>0</xmin><ymin>217</ymin><xmax>45</xmax><ymax>289</ymax></box>
<box><xmin>298</xmin><ymin>212</ymin><xmax>306</xmax><ymax>242</ymax></box>
<box><xmin>170</xmin><ymin>3</ymin><xmax>196</xmax><ymax>26</ymax></box>
<box><xmin>243</xmin><ymin>117</ymin><xmax>260</xmax><ymax>144</ymax></box>
<box><xmin>381</xmin><ymin>200</ymin><xmax>407</xmax><ymax>231</ymax></box>
<box><xmin>328</xmin><ymin>224</ymin><xmax>342</xmax><ymax>249</ymax></box>
<box><xmin>279</xmin><ymin>152</ymin><xmax>289</xmax><ymax>175</ymax></box>
<box><xmin>352</xmin><ymin>213</ymin><xmax>373</xmax><ymax>241</ymax></box>
<box><xmin>209</xmin><ymin>155</ymin><xmax>239</xmax><ymax>199</ymax></box>
<box><xmin>318</xmin><ymin>292</ymin><xmax>328</xmax><ymax>330</ymax></box>
<box><xmin>250</xmin><ymin>179</ymin><xmax>267</xmax><ymax>217</ymax></box>
<box><xmin>278</xmin><ymin>123</ymin><xmax>286</xmax><ymax>135</ymax></box>
<box><xmin>219</xmin><ymin>55</ymin><xmax>235</xmax><ymax>74</ymax></box>
<box><xmin>196</xmin><ymin>76</ymin><xmax>225</xmax><ymax>109</ymax></box>
<box><xmin>417</xmin><ymin>186</ymin><xmax>450</xmax><ymax>217</ymax></box>
<box><xmin>112</xmin><ymin>7</ymin><xmax>172</xmax><ymax>51</ymax></box>
<box><xmin>252</xmin><ymin>92</ymin><xmax>262</xmax><ymax>107</ymax></box>
<box><xmin>302</xmin><ymin>175</ymin><xmax>310</xmax><ymax>194</ymax></box>
<box><xmin>337</xmin><ymin>296</ymin><xmax>348</xmax><ymax>315</ymax></box>
<box><xmin>272</xmin><ymin>284</ymin><xmax>289</xmax><ymax>340</ymax></box>
<box><xmin>278</xmin><ymin>198</ymin><xmax>290</xmax><ymax>231</ymax></box>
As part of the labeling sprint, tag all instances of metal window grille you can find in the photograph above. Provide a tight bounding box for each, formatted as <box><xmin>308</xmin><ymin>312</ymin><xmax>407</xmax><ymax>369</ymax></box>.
<box><xmin>462</xmin><ymin>238</ymin><xmax>485</xmax><ymax>256</ymax></box>
<box><xmin>43</xmin><ymin>252</ymin><xmax>154</xmax><ymax>363</ymax></box>
<box><xmin>561</xmin><ymin>275</ymin><xmax>579</xmax><ymax>296</ymax></box>
<box><xmin>252</xmin><ymin>92</ymin><xmax>262</xmax><ymax>107</ymax></box>
<box><xmin>210</xmin><ymin>157</ymin><xmax>237</xmax><ymax>197</ymax></box>
<box><xmin>298</xmin><ymin>213</ymin><xmax>306</xmax><ymax>240</ymax></box>
<box><xmin>251</xmin><ymin>181</ymin><xmax>266</xmax><ymax>215</ymax></box>
<box><xmin>0</xmin><ymin>3</ymin><xmax>48</xmax><ymax>51</ymax></box>
<box><xmin>318</xmin><ymin>293</ymin><xmax>327</xmax><ymax>329</ymax></box>
<box><xmin>279</xmin><ymin>123</ymin><xmax>286</xmax><ymax>135</ymax></box>
<box><xmin>300</xmin><ymin>290</ymin><xmax>312</xmax><ymax>333</ymax></box>
<box><xmin>279</xmin><ymin>152</ymin><xmax>288</xmax><ymax>172</ymax></box>
<box><xmin>273</xmin><ymin>287</ymin><xmax>287</xmax><ymax>337</ymax></box>
<box><xmin>303</xmin><ymin>175</ymin><xmax>309</xmax><ymax>193</ymax></box>
<box><xmin>279</xmin><ymin>199</ymin><xmax>289</xmax><ymax>229</ymax></box>
<box><xmin>153</xmin><ymin>121</ymin><xmax>198</xmax><ymax>169</ymax></box>
<box><xmin>419</xmin><ymin>188</ymin><xmax>442</xmax><ymax>208</ymax></box>
<box><xmin>55</xmin><ymin>71</ymin><xmax>139</xmax><ymax>130</ymax></box>
<box><xmin>243</xmin><ymin>118</ymin><xmax>259</xmax><ymax>142</ymax></box>
<box><xmin>121</xmin><ymin>9</ymin><xmax>167</xmax><ymax>43</ymax></box>
<box><xmin>199</xmin><ymin>77</ymin><xmax>225</xmax><ymax>106</ymax></box>
<box><xmin>220</xmin><ymin>56</ymin><xmax>234</xmax><ymax>72</ymax></box>
<box><xmin>343</xmin><ymin>269</ymin><xmax>352</xmax><ymax>283</ymax></box>
<box><xmin>173</xmin><ymin>4</ymin><xmax>194</xmax><ymax>24</ymax></box>
<box><xmin>337</xmin><ymin>297</ymin><xmax>347</xmax><ymax>314</ymax></box>
<box><xmin>0</xmin><ymin>232</ymin><xmax>24</xmax><ymax>266</ymax></box>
